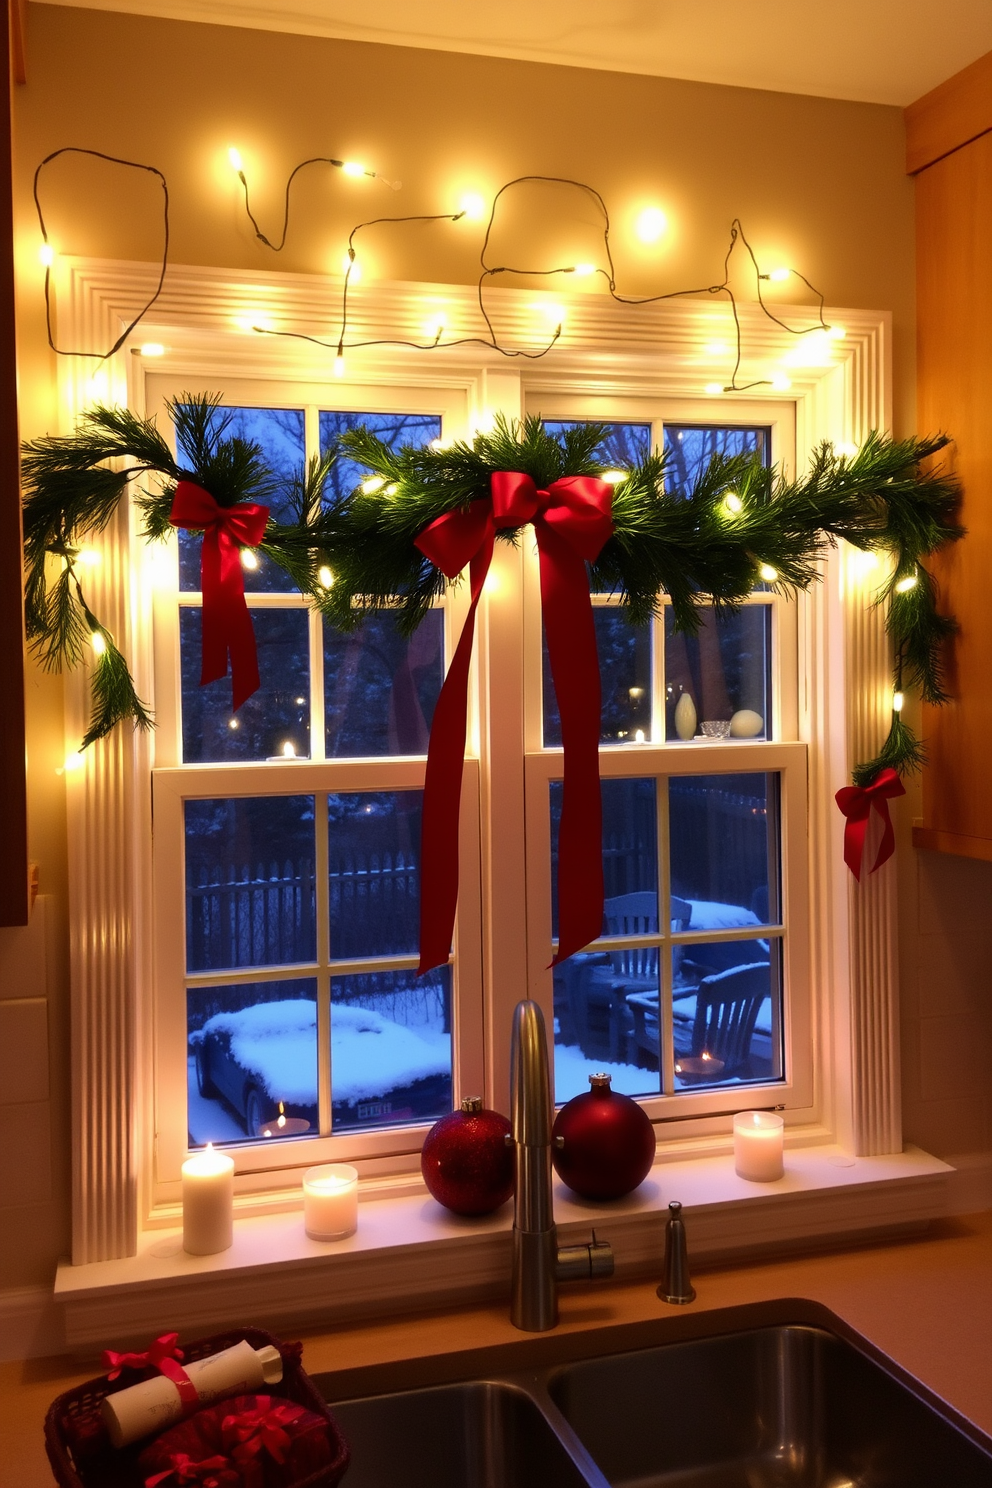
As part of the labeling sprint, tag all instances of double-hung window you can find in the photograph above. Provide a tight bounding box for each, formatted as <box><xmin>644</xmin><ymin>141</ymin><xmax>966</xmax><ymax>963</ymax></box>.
<box><xmin>148</xmin><ymin>369</ymin><xmax>810</xmax><ymax>1207</ymax></box>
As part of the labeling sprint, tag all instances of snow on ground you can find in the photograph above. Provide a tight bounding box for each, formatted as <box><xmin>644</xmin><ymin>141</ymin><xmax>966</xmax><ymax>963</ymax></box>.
<box><xmin>554</xmin><ymin>1043</ymin><xmax>659</xmax><ymax>1102</ymax></box>
<box><xmin>187</xmin><ymin>1056</ymin><xmax>246</xmax><ymax>1146</ymax></box>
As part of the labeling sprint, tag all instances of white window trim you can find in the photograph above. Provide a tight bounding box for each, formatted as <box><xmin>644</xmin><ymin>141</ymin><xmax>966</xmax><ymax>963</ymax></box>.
<box><xmin>54</xmin><ymin>256</ymin><xmax>901</xmax><ymax>1266</ymax></box>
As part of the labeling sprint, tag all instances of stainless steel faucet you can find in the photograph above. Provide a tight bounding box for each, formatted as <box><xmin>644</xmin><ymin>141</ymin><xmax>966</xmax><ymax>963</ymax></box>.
<box><xmin>508</xmin><ymin>999</ymin><xmax>614</xmax><ymax>1331</ymax></box>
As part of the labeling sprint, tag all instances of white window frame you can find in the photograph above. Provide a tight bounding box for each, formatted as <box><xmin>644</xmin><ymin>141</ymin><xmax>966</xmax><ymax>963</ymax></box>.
<box><xmin>52</xmin><ymin>257</ymin><xmax>900</xmax><ymax>1261</ymax></box>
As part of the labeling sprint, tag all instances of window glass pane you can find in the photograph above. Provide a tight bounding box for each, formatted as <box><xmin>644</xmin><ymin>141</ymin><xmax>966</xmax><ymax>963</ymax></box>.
<box><xmin>554</xmin><ymin>953</ymin><xmax>661</xmax><ymax>1103</ymax></box>
<box><xmin>663</xmin><ymin>425</ymin><xmax>770</xmax><ymax>495</ymax></box>
<box><xmin>188</xmin><ymin>979</ymin><xmax>318</xmax><ymax>1146</ymax></box>
<box><xmin>550</xmin><ymin>778</ymin><xmax>658</xmax><ymax>940</ymax></box>
<box><xmin>672</xmin><ymin>940</ymin><xmax>782</xmax><ymax>1090</ymax></box>
<box><xmin>541</xmin><ymin>420</ymin><xmax>651</xmax><ymax>468</ymax></box>
<box><xmin>325</xmin><ymin>611</ymin><xmax>443</xmax><ymax>757</ymax></box>
<box><xmin>669</xmin><ymin>773</ymin><xmax>779</xmax><ymax>926</ymax></box>
<box><xmin>185</xmin><ymin>796</ymin><xmax>316</xmax><ymax>972</ymax></box>
<box><xmin>328</xmin><ymin>791</ymin><xmax>422</xmax><ymax>959</ymax></box>
<box><xmin>544</xmin><ymin>608</ymin><xmax>650</xmax><ymax>747</ymax></box>
<box><xmin>664</xmin><ymin>605</ymin><xmax>771</xmax><ymax>741</ymax></box>
<box><xmin>319</xmin><ymin>411</ymin><xmax>442</xmax><ymax>505</ymax></box>
<box><xmin>181</xmin><ymin>608</ymin><xmax>310</xmax><ymax>763</ymax></box>
<box><xmin>330</xmin><ymin>967</ymin><xmax>451</xmax><ymax>1132</ymax></box>
<box><xmin>177</xmin><ymin>406</ymin><xmax>306</xmax><ymax>593</ymax></box>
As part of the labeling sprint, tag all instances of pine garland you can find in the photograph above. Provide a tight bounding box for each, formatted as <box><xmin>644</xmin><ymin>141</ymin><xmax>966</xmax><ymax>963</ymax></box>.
<box><xmin>21</xmin><ymin>399</ymin><xmax>962</xmax><ymax>784</ymax></box>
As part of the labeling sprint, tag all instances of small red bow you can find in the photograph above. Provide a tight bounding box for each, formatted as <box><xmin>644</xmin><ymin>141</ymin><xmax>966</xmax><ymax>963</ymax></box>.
<box><xmin>415</xmin><ymin>471</ymin><xmax>613</xmax><ymax>973</ymax></box>
<box><xmin>169</xmin><ymin>480</ymin><xmax>270</xmax><ymax>711</ymax></box>
<box><xmin>145</xmin><ymin>1452</ymin><xmax>234</xmax><ymax>1488</ymax></box>
<box><xmin>221</xmin><ymin>1396</ymin><xmax>305</xmax><ymax>1466</ymax></box>
<box><xmin>835</xmin><ymin>766</ymin><xmax>906</xmax><ymax>879</ymax></box>
<box><xmin>103</xmin><ymin>1331</ymin><xmax>184</xmax><ymax>1381</ymax></box>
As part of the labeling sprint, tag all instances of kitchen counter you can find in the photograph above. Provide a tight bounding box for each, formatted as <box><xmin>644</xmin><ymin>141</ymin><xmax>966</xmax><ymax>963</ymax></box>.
<box><xmin>4</xmin><ymin>1208</ymin><xmax>992</xmax><ymax>1487</ymax></box>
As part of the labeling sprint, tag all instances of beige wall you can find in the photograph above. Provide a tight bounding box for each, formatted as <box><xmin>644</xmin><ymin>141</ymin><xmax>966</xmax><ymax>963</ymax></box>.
<box><xmin>5</xmin><ymin>1</ymin><xmax>975</xmax><ymax>1297</ymax></box>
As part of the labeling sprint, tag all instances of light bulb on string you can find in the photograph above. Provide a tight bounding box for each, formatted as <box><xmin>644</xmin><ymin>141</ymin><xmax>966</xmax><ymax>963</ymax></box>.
<box><xmin>722</xmin><ymin>492</ymin><xmax>743</xmax><ymax>517</ymax></box>
<box><xmin>59</xmin><ymin>751</ymin><xmax>85</xmax><ymax>775</ymax></box>
<box><xmin>318</xmin><ymin>565</ymin><xmax>334</xmax><ymax>588</ymax></box>
<box><xmin>341</xmin><ymin>161</ymin><xmax>369</xmax><ymax>178</ymax></box>
<box><xmin>765</xmin><ymin>267</ymin><xmax>791</xmax><ymax>283</ymax></box>
<box><xmin>361</xmin><ymin>476</ymin><xmax>385</xmax><ymax>494</ymax></box>
<box><xmin>601</xmin><ymin>470</ymin><xmax>628</xmax><ymax>485</ymax></box>
<box><xmin>705</xmin><ymin>383</ymin><xmax>724</xmax><ymax>396</ymax></box>
<box><xmin>894</xmin><ymin>572</ymin><xmax>919</xmax><ymax>593</ymax></box>
<box><xmin>139</xmin><ymin>342</ymin><xmax>165</xmax><ymax>357</ymax></box>
<box><xmin>458</xmin><ymin>192</ymin><xmax>487</xmax><ymax>220</ymax></box>
<box><xmin>89</xmin><ymin>630</ymin><xmax>107</xmax><ymax>657</ymax></box>
<box><xmin>227</xmin><ymin>146</ymin><xmax>244</xmax><ymax>175</ymax></box>
<box><xmin>570</xmin><ymin>263</ymin><xmax>596</xmax><ymax>277</ymax></box>
<box><xmin>634</xmin><ymin>206</ymin><xmax>668</xmax><ymax>244</ymax></box>
<box><xmin>38</xmin><ymin>243</ymin><xmax>54</xmax><ymax>267</ymax></box>
<box><xmin>342</xmin><ymin>252</ymin><xmax>362</xmax><ymax>282</ymax></box>
<box><xmin>75</xmin><ymin>548</ymin><xmax>101</xmax><ymax>568</ymax></box>
<box><xmin>770</xmin><ymin>375</ymin><xmax>792</xmax><ymax>392</ymax></box>
<box><xmin>827</xmin><ymin>325</ymin><xmax>846</xmax><ymax>340</ymax></box>
<box><xmin>333</xmin><ymin>353</ymin><xmax>346</xmax><ymax>378</ymax></box>
<box><xmin>240</xmin><ymin>549</ymin><xmax>259</xmax><ymax>571</ymax></box>
<box><xmin>892</xmin><ymin>691</ymin><xmax>905</xmax><ymax>713</ymax></box>
<box><xmin>758</xmin><ymin>562</ymin><xmax>778</xmax><ymax>582</ymax></box>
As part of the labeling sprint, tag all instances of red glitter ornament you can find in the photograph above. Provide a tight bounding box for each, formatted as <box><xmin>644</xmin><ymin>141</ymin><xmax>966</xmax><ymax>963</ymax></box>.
<box><xmin>421</xmin><ymin>1097</ymin><xmax>514</xmax><ymax>1216</ymax></box>
<box><xmin>552</xmin><ymin>1073</ymin><xmax>656</xmax><ymax>1200</ymax></box>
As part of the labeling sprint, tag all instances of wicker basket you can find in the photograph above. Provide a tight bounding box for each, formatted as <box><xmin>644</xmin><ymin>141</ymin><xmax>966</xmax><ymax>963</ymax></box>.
<box><xmin>44</xmin><ymin>1326</ymin><xmax>350</xmax><ymax>1488</ymax></box>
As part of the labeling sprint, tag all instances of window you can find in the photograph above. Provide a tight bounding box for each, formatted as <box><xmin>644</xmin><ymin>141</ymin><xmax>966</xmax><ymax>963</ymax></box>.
<box><xmin>147</xmin><ymin>371</ymin><xmax>809</xmax><ymax>1203</ymax></box>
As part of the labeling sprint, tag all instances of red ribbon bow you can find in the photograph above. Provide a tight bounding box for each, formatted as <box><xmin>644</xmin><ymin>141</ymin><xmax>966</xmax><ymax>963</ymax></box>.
<box><xmin>169</xmin><ymin>480</ymin><xmax>270</xmax><ymax>712</ymax></box>
<box><xmin>415</xmin><ymin>471</ymin><xmax>613</xmax><ymax>971</ymax></box>
<box><xmin>103</xmin><ymin>1331</ymin><xmax>184</xmax><ymax>1381</ymax></box>
<box><xmin>145</xmin><ymin>1452</ymin><xmax>234</xmax><ymax>1488</ymax></box>
<box><xmin>835</xmin><ymin>766</ymin><xmax>906</xmax><ymax>880</ymax></box>
<box><xmin>221</xmin><ymin>1396</ymin><xmax>305</xmax><ymax>1466</ymax></box>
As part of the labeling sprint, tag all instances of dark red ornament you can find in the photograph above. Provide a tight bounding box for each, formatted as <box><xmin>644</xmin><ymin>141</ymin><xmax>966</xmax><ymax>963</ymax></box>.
<box><xmin>552</xmin><ymin>1073</ymin><xmax>656</xmax><ymax>1200</ymax></box>
<box><xmin>421</xmin><ymin>1096</ymin><xmax>514</xmax><ymax>1216</ymax></box>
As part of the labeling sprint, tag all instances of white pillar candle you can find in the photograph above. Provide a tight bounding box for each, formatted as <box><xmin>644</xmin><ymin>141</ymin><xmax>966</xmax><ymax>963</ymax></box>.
<box><xmin>182</xmin><ymin>1143</ymin><xmax>235</xmax><ymax>1254</ymax></box>
<box><xmin>733</xmin><ymin>1111</ymin><xmax>785</xmax><ymax>1182</ymax></box>
<box><xmin>303</xmin><ymin>1163</ymin><xmax>358</xmax><ymax>1240</ymax></box>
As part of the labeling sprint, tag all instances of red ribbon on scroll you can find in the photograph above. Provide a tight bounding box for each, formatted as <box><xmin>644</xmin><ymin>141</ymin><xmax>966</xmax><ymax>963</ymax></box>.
<box><xmin>835</xmin><ymin>766</ymin><xmax>906</xmax><ymax>880</ymax></box>
<box><xmin>169</xmin><ymin>481</ymin><xmax>270</xmax><ymax>711</ymax></box>
<box><xmin>415</xmin><ymin>471</ymin><xmax>613</xmax><ymax>973</ymax></box>
<box><xmin>103</xmin><ymin>1331</ymin><xmax>185</xmax><ymax>1380</ymax></box>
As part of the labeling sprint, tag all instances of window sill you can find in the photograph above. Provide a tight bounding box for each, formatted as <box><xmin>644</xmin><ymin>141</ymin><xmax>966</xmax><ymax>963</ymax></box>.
<box><xmin>54</xmin><ymin>1145</ymin><xmax>952</xmax><ymax>1350</ymax></box>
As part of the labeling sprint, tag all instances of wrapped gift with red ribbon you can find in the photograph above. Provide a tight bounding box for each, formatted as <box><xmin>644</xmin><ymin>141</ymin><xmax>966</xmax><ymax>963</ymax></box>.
<box><xmin>145</xmin><ymin>1451</ymin><xmax>241</xmax><ymax>1488</ymax></box>
<box><xmin>415</xmin><ymin>470</ymin><xmax>613</xmax><ymax>973</ymax></box>
<box><xmin>139</xmin><ymin>1394</ymin><xmax>333</xmax><ymax>1488</ymax></box>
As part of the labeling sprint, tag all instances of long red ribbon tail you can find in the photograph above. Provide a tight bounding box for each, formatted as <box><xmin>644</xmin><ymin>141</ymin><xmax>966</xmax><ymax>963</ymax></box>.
<box><xmin>417</xmin><ymin>523</ymin><xmax>495</xmax><ymax>974</ymax></box>
<box><xmin>200</xmin><ymin>523</ymin><xmax>260</xmax><ymax>711</ymax></box>
<box><xmin>538</xmin><ymin>522</ymin><xmax>604</xmax><ymax>965</ymax></box>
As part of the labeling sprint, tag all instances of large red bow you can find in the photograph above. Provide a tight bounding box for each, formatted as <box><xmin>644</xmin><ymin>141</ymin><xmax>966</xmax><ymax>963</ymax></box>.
<box><xmin>103</xmin><ymin>1331</ymin><xmax>184</xmax><ymax>1381</ymax></box>
<box><xmin>835</xmin><ymin>767</ymin><xmax>906</xmax><ymax>879</ymax></box>
<box><xmin>221</xmin><ymin>1396</ymin><xmax>305</xmax><ymax>1466</ymax></box>
<box><xmin>169</xmin><ymin>481</ymin><xmax>269</xmax><ymax>712</ymax></box>
<box><xmin>415</xmin><ymin>471</ymin><xmax>613</xmax><ymax>972</ymax></box>
<box><xmin>145</xmin><ymin>1452</ymin><xmax>235</xmax><ymax>1488</ymax></box>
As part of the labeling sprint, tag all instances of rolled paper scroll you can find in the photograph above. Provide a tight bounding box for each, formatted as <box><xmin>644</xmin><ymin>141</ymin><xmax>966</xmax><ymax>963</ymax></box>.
<box><xmin>101</xmin><ymin>1340</ymin><xmax>283</xmax><ymax>1448</ymax></box>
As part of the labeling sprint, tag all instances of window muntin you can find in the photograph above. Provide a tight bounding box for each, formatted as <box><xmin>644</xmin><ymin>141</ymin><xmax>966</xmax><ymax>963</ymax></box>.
<box><xmin>151</xmin><ymin>376</ymin><xmax>807</xmax><ymax>1195</ymax></box>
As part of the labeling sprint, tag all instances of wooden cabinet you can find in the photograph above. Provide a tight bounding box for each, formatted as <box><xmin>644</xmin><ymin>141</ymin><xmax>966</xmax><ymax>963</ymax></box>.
<box><xmin>908</xmin><ymin>51</ymin><xmax>992</xmax><ymax>862</ymax></box>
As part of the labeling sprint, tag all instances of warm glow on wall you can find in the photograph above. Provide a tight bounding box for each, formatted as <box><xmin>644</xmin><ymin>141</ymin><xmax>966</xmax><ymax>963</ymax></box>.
<box><xmin>458</xmin><ymin>192</ymin><xmax>487</xmax><ymax>220</ymax></box>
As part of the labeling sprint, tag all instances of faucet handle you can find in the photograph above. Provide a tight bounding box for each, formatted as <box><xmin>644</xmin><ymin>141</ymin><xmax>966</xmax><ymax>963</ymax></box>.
<box><xmin>556</xmin><ymin>1229</ymin><xmax>615</xmax><ymax>1282</ymax></box>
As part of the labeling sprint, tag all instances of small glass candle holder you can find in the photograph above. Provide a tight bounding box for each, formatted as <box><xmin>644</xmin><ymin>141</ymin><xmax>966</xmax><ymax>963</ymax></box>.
<box><xmin>733</xmin><ymin>1111</ymin><xmax>785</xmax><ymax>1181</ymax></box>
<box><xmin>303</xmin><ymin>1163</ymin><xmax>359</xmax><ymax>1240</ymax></box>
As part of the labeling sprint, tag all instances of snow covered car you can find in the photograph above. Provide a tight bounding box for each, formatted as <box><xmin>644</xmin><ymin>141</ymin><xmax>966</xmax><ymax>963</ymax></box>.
<box><xmin>190</xmin><ymin>998</ymin><xmax>450</xmax><ymax>1137</ymax></box>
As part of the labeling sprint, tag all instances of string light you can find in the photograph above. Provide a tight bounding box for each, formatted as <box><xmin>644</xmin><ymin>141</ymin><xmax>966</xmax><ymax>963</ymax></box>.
<box><xmin>827</xmin><ymin>325</ymin><xmax>846</xmax><ymax>340</ymax></box>
<box><xmin>139</xmin><ymin>342</ymin><xmax>165</xmax><ymax>357</ymax></box>
<box><xmin>894</xmin><ymin>573</ymin><xmax>919</xmax><ymax>593</ymax></box>
<box><xmin>75</xmin><ymin>548</ymin><xmax>101</xmax><ymax>567</ymax></box>
<box><xmin>765</xmin><ymin>267</ymin><xmax>791</xmax><ymax>283</ymax></box>
<box><xmin>240</xmin><ymin>549</ymin><xmax>259</xmax><ymax>571</ymax></box>
<box><xmin>333</xmin><ymin>352</ymin><xmax>346</xmax><ymax>377</ymax></box>
<box><xmin>228</xmin><ymin>718</ymin><xmax>240</xmax><ymax>730</ymax></box>
<box><xmin>60</xmin><ymin>751</ymin><xmax>85</xmax><ymax>774</ymax></box>
<box><xmin>89</xmin><ymin>630</ymin><xmax>107</xmax><ymax>657</ymax></box>
<box><xmin>705</xmin><ymin>340</ymin><xmax>728</xmax><ymax>356</ymax></box>
<box><xmin>458</xmin><ymin>192</ymin><xmax>487</xmax><ymax>220</ymax></box>
<box><xmin>601</xmin><ymin>470</ymin><xmax>628</xmax><ymax>485</ymax></box>
<box><xmin>835</xmin><ymin>441</ymin><xmax>859</xmax><ymax>458</ymax></box>
<box><xmin>892</xmin><ymin>691</ymin><xmax>905</xmax><ymax>712</ymax></box>
<box><xmin>758</xmin><ymin>562</ymin><xmax>778</xmax><ymax>582</ymax></box>
<box><xmin>361</xmin><ymin>475</ymin><xmax>385</xmax><ymax>494</ymax></box>
<box><xmin>342</xmin><ymin>252</ymin><xmax>362</xmax><ymax>282</ymax></box>
<box><xmin>318</xmin><ymin>565</ymin><xmax>334</xmax><ymax>588</ymax></box>
<box><xmin>38</xmin><ymin>243</ymin><xmax>54</xmax><ymax>266</ymax></box>
<box><xmin>33</xmin><ymin>147</ymin><xmax>170</xmax><ymax>359</ymax></box>
<box><xmin>722</xmin><ymin>492</ymin><xmax>744</xmax><ymax>516</ymax></box>
<box><xmin>341</xmin><ymin>161</ymin><xmax>368</xmax><ymax>177</ymax></box>
<box><xmin>570</xmin><ymin>262</ymin><xmax>597</xmax><ymax>277</ymax></box>
<box><xmin>227</xmin><ymin>146</ymin><xmax>244</xmax><ymax>175</ymax></box>
<box><xmin>635</xmin><ymin>206</ymin><xmax>668</xmax><ymax>243</ymax></box>
<box><xmin>705</xmin><ymin>382</ymin><xmax>724</xmax><ymax>396</ymax></box>
<box><xmin>770</xmin><ymin>375</ymin><xmax>792</xmax><ymax>392</ymax></box>
<box><xmin>231</xmin><ymin>152</ymin><xmax>401</xmax><ymax>255</ymax></box>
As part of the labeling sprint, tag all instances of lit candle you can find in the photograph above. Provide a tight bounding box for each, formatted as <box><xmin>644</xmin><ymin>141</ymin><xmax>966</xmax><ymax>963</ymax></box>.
<box><xmin>303</xmin><ymin>1163</ymin><xmax>358</xmax><ymax>1240</ymax></box>
<box><xmin>733</xmin><ymin>1111</ymin><xmax>785</xmax><ymax>1182</ymax></box>
<box><xmin>182</xmin><ymin>1143</ymin><xmax>235</xmax><ymax>1254</ymax></box>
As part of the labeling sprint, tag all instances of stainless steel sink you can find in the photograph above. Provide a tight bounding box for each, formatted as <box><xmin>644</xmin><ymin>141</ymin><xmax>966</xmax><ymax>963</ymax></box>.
<box><xmin>320</xmin><ymin>1306</ymin><xmax>992</xmax><ymax>1488</ymax></box>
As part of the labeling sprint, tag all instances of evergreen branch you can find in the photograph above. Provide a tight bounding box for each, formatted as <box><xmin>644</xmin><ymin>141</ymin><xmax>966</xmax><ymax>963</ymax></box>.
<box><xmin>852</xmin><ymin>713</ymin><xmax>927</xmax><ymax>789</ymax></box>
<box><xmin>80</xmin><ymin>631</ymin><xmax>154</xmax><ymax>749</ymax></box>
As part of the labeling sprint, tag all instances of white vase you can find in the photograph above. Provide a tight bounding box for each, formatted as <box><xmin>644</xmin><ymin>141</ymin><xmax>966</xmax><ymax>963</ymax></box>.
<box><xmin>674</xmin><ymin>692</ymin><xmax>697</xmax><ymax>741</ymax></box>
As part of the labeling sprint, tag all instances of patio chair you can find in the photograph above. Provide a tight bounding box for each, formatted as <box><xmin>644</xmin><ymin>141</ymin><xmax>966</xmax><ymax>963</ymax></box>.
<box><xmin>627</xmin><ymin>960</ymin><xmax>770</xmax><ymax>1080</ymax></box>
